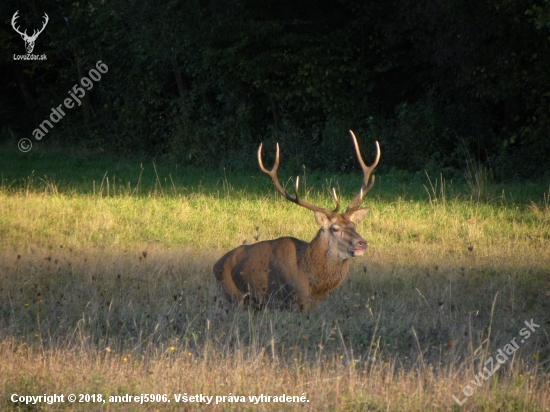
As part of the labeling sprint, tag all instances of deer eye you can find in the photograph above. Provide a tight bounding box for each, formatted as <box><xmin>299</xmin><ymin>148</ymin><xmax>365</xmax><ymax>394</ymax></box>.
<box><xmin>331</xmin><ymin>226</ymin><xmax>341</xmax><ymax>234</ymax></box>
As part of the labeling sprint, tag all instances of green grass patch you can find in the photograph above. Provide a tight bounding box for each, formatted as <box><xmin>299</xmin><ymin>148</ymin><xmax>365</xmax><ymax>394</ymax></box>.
<box><xmin>0</xmin><ymin>149</ymin><xmax>549</xmax><ymax>411</ymax></box>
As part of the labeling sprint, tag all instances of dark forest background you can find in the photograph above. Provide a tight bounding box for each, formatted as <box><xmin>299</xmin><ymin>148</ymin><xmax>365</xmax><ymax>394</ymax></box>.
<box><xmin>1</xmin><ymin>0</ymin><xmax>549</xmax><ymax>179</ymax></box>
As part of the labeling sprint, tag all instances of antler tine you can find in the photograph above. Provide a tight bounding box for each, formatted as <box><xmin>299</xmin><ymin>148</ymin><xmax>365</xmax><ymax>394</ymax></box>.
<box><xmin>258</xmin><ymin>143</ymin><xmax>334</xmax><ymax>216</ymax></box>
<box><xmin>331</xmin><ymin>188</ymin><xmax>340</xmax><ymax>212</ymax></box>
<box><xmin>294</xmin><ymin>175</ymin><xmax>340</xmax><ymax>213</ymax></box>
<box><xmin>346</xmin><ymin>131</ymin><xmax>381</xmax><ymax>212</ymax></box>
<box><xmin>11</xmin><ymin>11</ymin><xmax>27</xmax><ymax>36</ymax></box>
<box><xmin>32</xmin><ymin>13</ymin><xmax>49</xmax><ymax>39</ymax></box>
<box><xmin>257</xmin><ymin>142</ymin><xmax>279</xmax><ymax>175</ymax></box>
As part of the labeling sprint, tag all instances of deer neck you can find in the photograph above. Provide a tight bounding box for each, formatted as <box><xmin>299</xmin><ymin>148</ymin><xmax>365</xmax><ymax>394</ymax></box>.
<box><xmin>299</xmin><ymin>229</ymin><xmax>350</xmax><ymax>289</ymax></box>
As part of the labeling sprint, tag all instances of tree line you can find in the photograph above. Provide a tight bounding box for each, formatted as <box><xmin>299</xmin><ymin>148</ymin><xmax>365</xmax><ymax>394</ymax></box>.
<box><xmin>1</xmin><ymin>0</ymin><xmax>549</xmax><ymax>179</ymax></box>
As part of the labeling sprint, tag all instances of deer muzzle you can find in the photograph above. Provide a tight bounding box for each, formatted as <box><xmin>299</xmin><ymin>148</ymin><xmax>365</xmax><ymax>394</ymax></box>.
<box><xmin>350</xmin><ymin>239</ymin><xmax>367</xmax><ymax>257</ymax></box>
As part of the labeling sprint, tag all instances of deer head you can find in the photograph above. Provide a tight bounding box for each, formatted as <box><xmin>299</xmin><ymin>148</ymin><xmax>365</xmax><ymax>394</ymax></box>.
<box><xmin>12</xmin><ymin>11</ymin><xmax>49</xmax><ymax>54</ymax></box>
<box><xmin>257</xmin><ymin>130</ymin><xmax>380</xmax><ymax>260</ymax></box>
<box><xmin>214</xmin><ymin>130</ymin><xmax>381</xmax><ymax>310</ymax></box>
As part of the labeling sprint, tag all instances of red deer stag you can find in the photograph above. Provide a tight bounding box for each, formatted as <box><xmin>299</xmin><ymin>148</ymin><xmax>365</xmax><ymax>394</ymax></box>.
<box><xmin>213</xmin><ymin>131</ymin><xmax>380</xmax><ymax>310</ymax></box>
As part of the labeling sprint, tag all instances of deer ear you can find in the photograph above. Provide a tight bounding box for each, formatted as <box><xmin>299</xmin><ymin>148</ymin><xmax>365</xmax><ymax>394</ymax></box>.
<box><xmin>349</xmin><ymin>207</ymin><xmax>370</xmax><ymax>224</ymax></box>
<box><xmin>314</xmin><ymin>211</ymin><xmax>331</xmax><ymax>228</ymax></box>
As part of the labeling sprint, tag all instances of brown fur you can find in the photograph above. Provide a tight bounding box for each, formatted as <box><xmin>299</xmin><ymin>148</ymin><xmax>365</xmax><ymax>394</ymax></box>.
<box><xmin>215</xmin><ymin>132</ymin><xmax>380</xmax><ymax>310</ymax></box>
<box><xmin>214</xmin><ymin>210</ymin><xmax>369</xmax><ymax>310</ymax></box>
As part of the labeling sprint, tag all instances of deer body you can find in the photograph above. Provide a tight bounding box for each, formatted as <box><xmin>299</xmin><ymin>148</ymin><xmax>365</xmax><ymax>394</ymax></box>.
<box><xmin>214</xmin><ymin>237</ymin><xmax>312</xmax><ymax>308</ymax></box>
<box><xmin>214</xmin><ymin>131</ymin><xmax>380</xmax><ymax>310</ymax></box>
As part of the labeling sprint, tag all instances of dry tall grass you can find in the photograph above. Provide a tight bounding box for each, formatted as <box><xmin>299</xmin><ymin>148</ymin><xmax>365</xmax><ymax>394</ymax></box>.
<box><xmin>0</xmin><ymin>172</ymin><xmax>549</xmax><ymax>411</ymax></box>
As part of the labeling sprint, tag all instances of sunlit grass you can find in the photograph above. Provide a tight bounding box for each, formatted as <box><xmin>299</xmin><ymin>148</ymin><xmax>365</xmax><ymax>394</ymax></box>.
<box><xmin>0</xmin><ymin>152</ymin><xmax>549</xmax><ymax>410</ymax></box>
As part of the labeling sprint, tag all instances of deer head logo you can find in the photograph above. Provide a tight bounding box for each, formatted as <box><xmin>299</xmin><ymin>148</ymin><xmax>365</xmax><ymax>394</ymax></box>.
<box><xmin>11</xmin><ymin>11</ymin><xmax>49</xmax><ymax>54</ymax></box>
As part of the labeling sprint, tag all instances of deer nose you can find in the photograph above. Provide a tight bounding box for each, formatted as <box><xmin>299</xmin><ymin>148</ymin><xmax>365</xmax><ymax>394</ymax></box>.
<box><xmin>356</xmin><ymin>240</ymin><xmax>367</xmax><ymax>250</ymax></box>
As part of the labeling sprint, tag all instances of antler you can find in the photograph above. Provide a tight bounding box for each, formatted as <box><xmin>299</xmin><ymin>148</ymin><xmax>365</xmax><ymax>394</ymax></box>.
<box><xmin>30</xmin><ymin>13</ymin><xmax>49</xmax><ymax>40</ymax></box>
<box><xmin>345</xmin><ymin>131</ymin><xmax>381</xmax><ymax>212</ymax></box>
<box><xmin>258</xmin><ymin>143</ymin><xmax>338</xmax><ymax>216</ymax></box>
<box><xmin>11</xmin><ymin>11</ymin><xmax>26</xmax><ymax>37</ymax></box>
<box><xmin>11</xmin><ymin>11</ymin><xmax>49</xmax><ymax>40</ymax></box>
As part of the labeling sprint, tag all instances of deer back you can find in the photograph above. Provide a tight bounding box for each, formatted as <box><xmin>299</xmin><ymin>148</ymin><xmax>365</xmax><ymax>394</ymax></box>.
<box><xmin>213</xmin><ymin>236</ymin><xmax>309</xmax><ymax>307</ymax></box>
<box><xmin>213</xmin><ymin>131</ymin><xmax>380</xmax><ymax>310</ymax></box>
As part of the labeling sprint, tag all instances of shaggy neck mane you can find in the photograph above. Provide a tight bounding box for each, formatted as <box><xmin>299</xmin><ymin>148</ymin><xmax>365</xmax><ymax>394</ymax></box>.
<box><xmin>299</xmin><ymin>229</ymin><xmax>351</xmax><ymax>297</ymax></box>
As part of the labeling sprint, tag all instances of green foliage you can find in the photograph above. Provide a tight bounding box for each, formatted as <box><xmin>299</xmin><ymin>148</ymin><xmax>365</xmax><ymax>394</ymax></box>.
<box><xmin>1</xmin><ymin>0</ymin><xmax>549</xmax><ymax>179</ymax></box>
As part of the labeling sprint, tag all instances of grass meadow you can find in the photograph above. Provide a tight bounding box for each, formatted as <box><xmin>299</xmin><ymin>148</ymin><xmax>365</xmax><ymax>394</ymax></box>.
<box><xmin>0</xmin><ymin>148</ymin><xmax>549</xmax><ymax>411</ymax></box>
